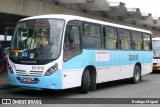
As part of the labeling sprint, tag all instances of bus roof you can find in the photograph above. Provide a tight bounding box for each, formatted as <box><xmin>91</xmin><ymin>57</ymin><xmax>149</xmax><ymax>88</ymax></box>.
<box><xmin>20</xmin><ymin>14</ymin><xmax>151</xmax><ymax>34</ymax></box>
<box><xmin>152</xmin><ymin>37</ymin><xmax>160</xmax><ymax>40</ymax></box>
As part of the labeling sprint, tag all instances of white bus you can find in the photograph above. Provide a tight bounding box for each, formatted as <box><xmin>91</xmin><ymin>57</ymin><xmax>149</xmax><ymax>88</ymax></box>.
<box><xmin>152</xmin><ymin>37</ymin><xmax>160</xmax><ymax>71</ymax></box>
<box><xmin>8</xmin><ymin>14</ymin><xmax>153</xmax><ymax>93</ymax></box>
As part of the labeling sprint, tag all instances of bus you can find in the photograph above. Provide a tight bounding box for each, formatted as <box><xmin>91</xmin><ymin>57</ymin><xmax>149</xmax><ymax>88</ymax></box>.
<box><xmin>8</xmin><ymin>14</ymin><xmax>153</xmax><ymax>93</ymax></box>
<box><xmin>152</xmin><ymin>37</ymin><xmax>160</xmax><ymax>71</ymax></box>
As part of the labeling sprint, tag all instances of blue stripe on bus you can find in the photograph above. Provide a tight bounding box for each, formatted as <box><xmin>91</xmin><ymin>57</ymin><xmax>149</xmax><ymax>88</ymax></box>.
<box><xmin>62</xmin><ymin>49</ymin><xmax>152</xmax><ymax>70</ymax></box>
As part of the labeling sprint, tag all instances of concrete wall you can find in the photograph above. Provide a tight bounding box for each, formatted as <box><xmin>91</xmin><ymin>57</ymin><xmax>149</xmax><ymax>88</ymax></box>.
<box><xmin>0</xmin><ymin>0</ymin><xmax>160</xmax><ymax>37</ymax></box>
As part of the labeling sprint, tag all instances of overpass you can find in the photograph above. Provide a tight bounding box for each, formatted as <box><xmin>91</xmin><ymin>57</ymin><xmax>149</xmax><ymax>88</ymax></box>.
<box><xmin>0</xmin><ymin>0</ymin><xmax>160</xmax><ymax>36</ymax></box>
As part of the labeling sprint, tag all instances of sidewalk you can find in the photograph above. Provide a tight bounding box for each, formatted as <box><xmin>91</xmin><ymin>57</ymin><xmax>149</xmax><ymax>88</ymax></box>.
<box><xmin>0</xmin><ymin>71</ymin><xmax>15</xmax><ymax>90</ymax></box>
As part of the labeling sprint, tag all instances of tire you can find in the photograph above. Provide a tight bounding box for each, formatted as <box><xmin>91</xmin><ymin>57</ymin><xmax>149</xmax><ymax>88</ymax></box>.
<box><xmin>89</xmin><ymin>83</ymin><xmax>96</xmax><ymax>91</ymax></box>
<box><xmin>131</xmin><ymin>65</ymin><xmax>141</xmax><ymax>84</ymax></box>
<box><xmin>81</xmin><ymin>69</ymin><xmax>90</xmax><ymax>94</ymax></box>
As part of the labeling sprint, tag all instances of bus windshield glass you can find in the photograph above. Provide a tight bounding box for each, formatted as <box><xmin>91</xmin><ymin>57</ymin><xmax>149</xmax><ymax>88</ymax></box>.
<box><xmin>153</xmin><ymin>40</ymin><xmax>160</xmax><ymax>58</ymax></box>
<box><xmin>10</xmin><ymin>19</ymin><xmax>64</xmax><ymax>60</ymax></box>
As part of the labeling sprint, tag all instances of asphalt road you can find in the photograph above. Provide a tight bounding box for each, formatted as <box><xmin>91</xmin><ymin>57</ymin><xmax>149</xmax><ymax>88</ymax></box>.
<box><xmin>0</xmin><ymin>72</ymin><xmax>160</xmax><ymax>107</ymax></box>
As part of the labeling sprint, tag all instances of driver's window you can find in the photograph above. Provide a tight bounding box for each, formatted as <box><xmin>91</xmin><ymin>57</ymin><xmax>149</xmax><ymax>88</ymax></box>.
<box><xmin>64</xmin><ymin>26</ymin><xmax>81</xmax><ymax>61</ymax></box>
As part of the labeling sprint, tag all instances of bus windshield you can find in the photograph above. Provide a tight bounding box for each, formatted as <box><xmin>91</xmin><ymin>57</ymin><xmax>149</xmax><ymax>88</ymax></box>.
<box><xmin>10</xmin><ymin>19</ymin><xmax>64</xmax><ymax>60</ymax></box>
<box><xmin>153</xmin><ymin>40</ymin><xmax>160</xmax><ymax>58</ymax></box>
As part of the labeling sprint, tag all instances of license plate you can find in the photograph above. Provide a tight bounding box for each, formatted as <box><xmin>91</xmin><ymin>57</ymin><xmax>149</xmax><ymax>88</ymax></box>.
<box><xmin>22</xmin><ymin>78</ymin><xmax>32</xmax><ymax>83</ymax></box>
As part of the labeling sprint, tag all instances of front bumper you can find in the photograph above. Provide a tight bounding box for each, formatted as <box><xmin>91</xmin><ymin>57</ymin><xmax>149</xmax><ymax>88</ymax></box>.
<box><xmin>8</xmin><ymin>70</ymin><xmax>62</xmax><ymax>90</ymax></box>
<box><xmin>153</xmin><ymin>65</ymin><xmax>160</xmax><ymax>71</ymax></box>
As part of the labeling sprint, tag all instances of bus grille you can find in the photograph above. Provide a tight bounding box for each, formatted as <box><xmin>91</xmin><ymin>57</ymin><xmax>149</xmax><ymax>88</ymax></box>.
<box><xmin>15</xmin><ymin>70</ymin><xmax>43</xmax><ymax>76</ymax></box>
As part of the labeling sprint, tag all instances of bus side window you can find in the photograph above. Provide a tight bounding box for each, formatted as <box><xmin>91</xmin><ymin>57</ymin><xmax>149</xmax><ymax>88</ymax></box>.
<box><xmin>143</xmin><ymin>33</ymin><xmax>151</xmax><ymax>50</ymax></box>
<box><xmin>132</xmin><ymin>31</ymin><xmax>142</xmax><ymax>50</ymax></box>
<box><xmin>118</xmin><ymin>29</ymin><xmax>131</xmax><ymax>50</ymax></box>
<box><xmin>64</xmin><ymin>26</ymin><xmax>81</xmax><ymax>61</ymax></box>
<box><xmin>103</xmin><ymin>26</ymin><xmax>117</xmax><ymax>50</ymax></box>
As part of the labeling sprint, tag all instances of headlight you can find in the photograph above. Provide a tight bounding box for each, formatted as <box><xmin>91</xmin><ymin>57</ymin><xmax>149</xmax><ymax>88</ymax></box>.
<box><xmin>45</xmin><ymin>63</ymin><xmax>58</xmax><ymax>76</ymax></box>
<box><xmin>8</xmin><ymin>65</ymin><xmax>14</xmax><ymax>74</ymax></box>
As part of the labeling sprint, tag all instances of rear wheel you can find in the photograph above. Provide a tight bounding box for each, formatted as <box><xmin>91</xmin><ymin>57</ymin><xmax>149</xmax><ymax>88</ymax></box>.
<box><xmin>131</xmin><ymin>65</ymin><xmax>141</xmax><ymax>84</ymax></box>
<box><xmin>81</xmin><ymin>69</ymin><xmax>90</xmax><ymax>94</ymax></box>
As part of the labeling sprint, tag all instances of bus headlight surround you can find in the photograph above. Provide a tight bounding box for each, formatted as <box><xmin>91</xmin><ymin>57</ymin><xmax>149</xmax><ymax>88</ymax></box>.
<box><xmin>8</xmin><ymin>65</ymin><xmax>14</xmax><ymax>74</ymax></box>
<box><xmin>45</xmin><ymin>63</ymin><xmax>58</xmax><ymax>76</ymax></box>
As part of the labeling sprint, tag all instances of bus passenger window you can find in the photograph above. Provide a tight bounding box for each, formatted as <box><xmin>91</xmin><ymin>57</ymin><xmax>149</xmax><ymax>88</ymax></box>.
<box><xmin>83</xmin><ymin>24</ymin><xmax>101</xmax><ymax>49</ymax></box>
<box><xmin>104</xmin><ymin>27</ymin><xmax>117</xmax><ymax>49</ymax></box>
<box><xmin>143</xmin><ymin>33</ymin><xmax>151</xmax><ymax>50</ymax></box>
<box><xmin>132</xmin><ymin>32</ymin><xmax>142</xmax><ymax>50</ymax></box>
<box><xmin>118</xmin><ymin>29</ymin><xmax>131</xmax><ymax>50</ymax></box>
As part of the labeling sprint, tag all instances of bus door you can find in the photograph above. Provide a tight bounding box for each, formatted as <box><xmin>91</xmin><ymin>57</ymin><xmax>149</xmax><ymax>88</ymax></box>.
<box><xmin>63</xmin><ymin>21</ymin><xmax>82</xmax><ymax>69</ymax></box>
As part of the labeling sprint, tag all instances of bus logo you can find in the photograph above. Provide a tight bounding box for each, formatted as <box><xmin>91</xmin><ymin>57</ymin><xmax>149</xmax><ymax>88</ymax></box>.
<box><xmin>129</xmin><ymin>55</ymin><xmax>139</xmax><ymax>61</ymax></box>
<box><xmin>2</xmin><ymin>99</ymin><xmax>11</xmax><ymax>104</ymax></box>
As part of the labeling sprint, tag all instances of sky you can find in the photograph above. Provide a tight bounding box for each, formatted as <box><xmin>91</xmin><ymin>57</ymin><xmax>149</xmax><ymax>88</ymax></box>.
<box><xmin>108</xmin><ymin>0</ymin><xmax>160</xmax><ymax>17</ymax></box>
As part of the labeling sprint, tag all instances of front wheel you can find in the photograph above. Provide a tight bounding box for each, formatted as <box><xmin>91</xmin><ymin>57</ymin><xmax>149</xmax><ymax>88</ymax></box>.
<box><xmin>130</xmin><ymin>65</ymin><xmax>141</xmax><ymax>84</ymax></box>
<box><xmin>81</xmin><ymin>69</ymin><xmax>90</xmax><ymax>94</ymax></box>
